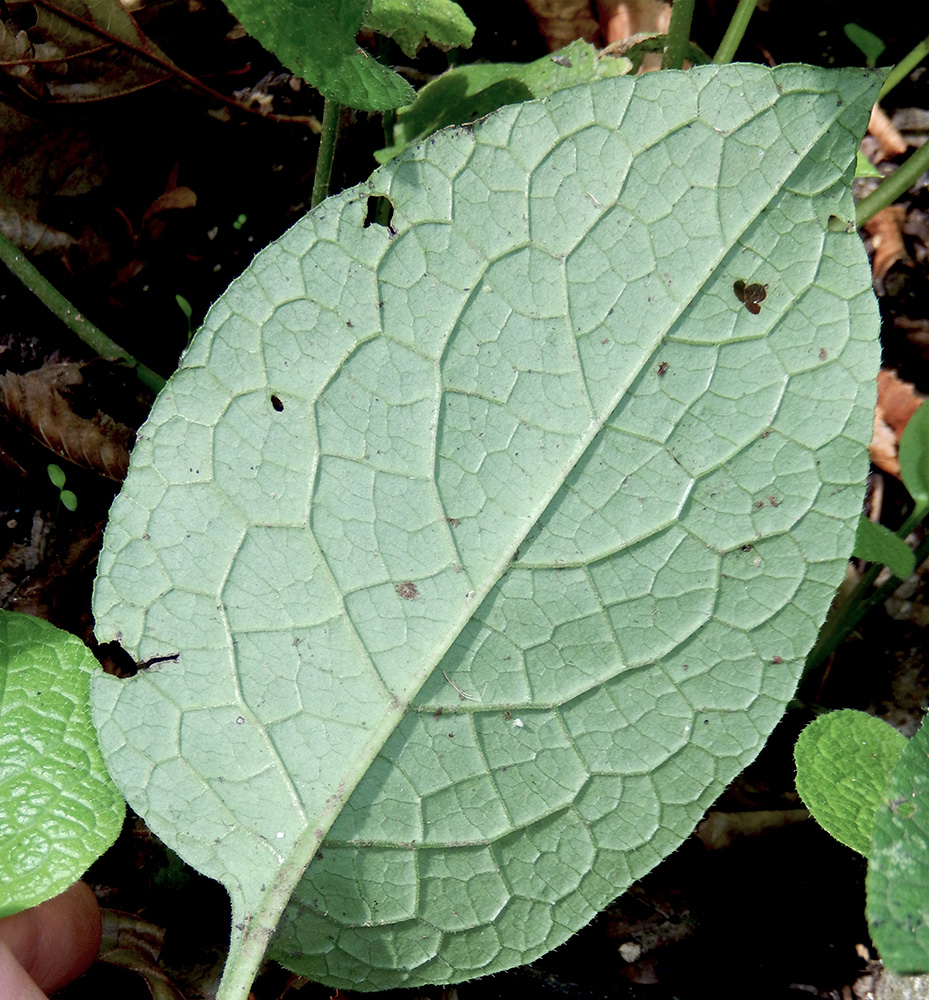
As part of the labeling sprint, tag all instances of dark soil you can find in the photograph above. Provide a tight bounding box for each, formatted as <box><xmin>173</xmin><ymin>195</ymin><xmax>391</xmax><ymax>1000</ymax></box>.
<box><xmin>2</xmin><ymin>2</ymin><xmax>929</xmax><ymax>999</ymax></box>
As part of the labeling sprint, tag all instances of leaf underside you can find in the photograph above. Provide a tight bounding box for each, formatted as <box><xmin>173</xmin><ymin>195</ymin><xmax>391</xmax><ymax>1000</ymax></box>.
<box><xmin>92</xmin><ymin>65</ymin><xmax>881</xmax><ymax>992</ymax></box>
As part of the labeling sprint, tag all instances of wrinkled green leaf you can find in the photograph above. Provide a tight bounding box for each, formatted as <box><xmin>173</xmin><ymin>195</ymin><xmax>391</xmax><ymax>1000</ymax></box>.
<box><xmin>795</xmin><ymin>709</ymin><xmax>906</xmax><ymax>856</ymax></box>
<box><xmin>899</xmin><ymin>399</ymin><xmax>929</xmax><ymax>507</ymax></box>
<box><xmin>365</xmin><ymin>0</ymin><xmax>474</xmax><ymax>57</ymax></box>
<box><xmin>218</xmin><ymin>0</ymin><xmax>414</xmax><ymax>111</ymax></box>
<box><xmin>868</xmin><ymin>714</ymin><xmax>929</xmax><ymax>972</ymax></box>
<box><xmin>0</xmin><ymin>610</ymin><xmax>125</xmax><ymax>918</ymax></box>
<box><xmin>92</xmin><ymin>65</ymin><xmax>881</xmax><ymax>997</ymax></box>
<box><xmin>377</xmin><ymin>39</ymin><xmax>631</xmax><ymax>162</ymax></box>
<box><xmin>853</xmin><ymin>515</ymin><xmax>916</xmax><ymax>579</ymax></box>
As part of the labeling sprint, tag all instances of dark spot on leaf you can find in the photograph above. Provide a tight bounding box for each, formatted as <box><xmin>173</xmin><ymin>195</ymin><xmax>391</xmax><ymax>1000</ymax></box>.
<box><xmin>447</xmin><ymin>516</ymin><xmax>460</xmax><ymax>527</ymax></box>
<box><xmin>550</xmin><ymin>54</ymin><xmax>572</xmax><ymax>66</ymax></box>
<box><xmin>137</xmin><ymin>652</ymin><xmax>180</xmax><ymax>671</ymax></box>
<box><xmin>448</xmin><ymin>732</ymin><xmax>455</xmax><ymax>738</ymax></box>
<box><xmin>503</xmin><ymin>711</ymin><xmax>511</xmax><ymax>721</ymax></box>
<box><xmin>733</xmin><ymin>279</ymin><xmax>767</xmax><ymax>314</ymax></box>
<box><xmin>656</xmin><ymin>361</ymin><xmax>668</xmax><ymax>377</ymax></box>
<box><xmin>819</xmin><ymin>347</ymin><xmax>827</xmax><ymax>360</ymax></box>
<box><xmin>271</xmin><ymin>394</ymin><xmax>283</xmax><ymax>412</ymax></box>
<box><xmin>772</xmin><ymin>656</ymin><xmax>784</xmax><ymax>664</ymax></box>
<box><xmin>395</xmin><ymin>581</ymin><xmax>419</xmax><ymax>600</ymax></box>
<box><xmin>768</xmin><ymin>495</ymin><xmax>781</xmax><ymax>507</ymax></box>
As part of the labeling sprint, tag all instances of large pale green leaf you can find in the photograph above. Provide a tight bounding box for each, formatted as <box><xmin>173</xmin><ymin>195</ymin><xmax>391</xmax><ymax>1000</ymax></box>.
<box><xmin>91</xmin><ymin>65</ymin><xmax>881</xmax><ymax>997</ymax></box>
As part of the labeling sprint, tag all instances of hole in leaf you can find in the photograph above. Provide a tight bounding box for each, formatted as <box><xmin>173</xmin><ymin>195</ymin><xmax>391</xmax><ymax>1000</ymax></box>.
<box><xmin>364</xmin><ymin>195</ymin><xmax>395</xmax><ymax>231</ymax></box>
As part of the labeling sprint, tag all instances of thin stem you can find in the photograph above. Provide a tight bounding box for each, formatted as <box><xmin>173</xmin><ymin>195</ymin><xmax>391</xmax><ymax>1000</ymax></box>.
<box><xmin>662</xmin><ymin>0</ymin><xmax>696</xmax><ymax>70</ymax></box>
<box><xmin>713</xmin><ymin>0</ymin><xmax>759</xmax><ymax>64</ymax></box>
<box><xmin>805</xmin><ymin>501</ymin><xmax>929</xmax><ymax>677</ymax></box>
<box><xmin>311</xmin><ymin>98</ymin><xmax>342</xmax><ymax>209</ymax></box>
<box><xmin>0</xmin><ymin>229</ymin><xmax>165</xmax><ymax>393</ymax></box>
<box><xmin>856</xmin><ymin>138</ymin><xmax>929</xmax><ymax>226</ymax></box>
<box><xmin>879</xmin><ymin>33</ymin><xmax>929</xmax><ymax>101</ymax></box>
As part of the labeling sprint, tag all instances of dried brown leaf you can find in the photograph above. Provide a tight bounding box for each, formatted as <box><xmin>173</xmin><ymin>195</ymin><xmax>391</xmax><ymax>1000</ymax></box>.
<box><xmin>523</xmin><ymin>0</ymin><xmax>601</xmax><ymax>51</ymax></box>
<box><xmin>601</xmin><ymin>0</ymin><xmax>670</xmax><ymax>43</ymax></box>
<box><xmin>0</xmin><ymin>206</ymin><xmax>75</xmax><ymax>254</ymax></box>
<box><xmin>0</xmin><ymin>362</ymin><xmax>133</xmax><ymax>480</ymax></box>
<box><xmin>864</xmin><ymin>205</ymin><xmax>907</xmax><ymax>280</ymax></box>
<box><xmin>3</xmin><ymin>0</ymin><xmax>178</xmax><ymax>102</ymax></box>
<box><xmin>141</xmin><ymin>185</ymin><xmax>197</xmax><ymax>239</ymax></box>
<box><xmin>868</xmin><ymin>103</ymin><xmax>907</xmax><ymax>162</ymax></box>
<box><xmin>870</xmin><ymin>369</ymin><xmax>926</xmax><ymax>478</ymax></box>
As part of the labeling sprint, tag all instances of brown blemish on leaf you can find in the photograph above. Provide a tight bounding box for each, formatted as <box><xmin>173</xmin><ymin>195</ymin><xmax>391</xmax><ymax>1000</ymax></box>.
<box><xmin>395</xmin><ymin>581</ymin><xmax>419</xmax><ymax>600</ymax></box>
<box><xmin>656</xmin><ymin>361</ymin><xmax>668</xmax><ymax>377</ymax></box>
<box><xmin>447</xmin><ymin>516</ymin><xmax>460</xmax><ymax>527</ymax></box>
<box><xmin>733</xmin><ymin>279</ymin><xmax>767</xmax><ymax>314</ymax></box>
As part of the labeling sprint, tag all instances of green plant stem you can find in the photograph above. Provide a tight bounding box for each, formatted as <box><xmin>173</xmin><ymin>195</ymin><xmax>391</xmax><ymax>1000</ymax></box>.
<box><xmin>662</xmin><ymin>0</ymin><xmax>696</xmax><ymax>70</ymax></box>
<box><xmin>311</xmin><ymin>98</ymin><xmax>341</xmax><ymax>208</ymax></box>
<box><xmin>805</xmin><ymin>502</ymin><xmax>929</xmax><ymax>676</ymax></box>
<box><xmin>0</xmin><ymin>229</ymin><xmax>165</xmax><ymax>393</ymax></box>
<box><xmin>879</xmin><ymin>33</ymin><xmax>929</xmax><ymax>100</ymax></box>
<box><xmin>856</xmin><ymin>139</ymin><xmax>929</xmax><ymax>226</ymax></box>
<box><xmin>713</xmin><ymin>0</ymin><xmax>758</xmax><ymax>63</ymax></box>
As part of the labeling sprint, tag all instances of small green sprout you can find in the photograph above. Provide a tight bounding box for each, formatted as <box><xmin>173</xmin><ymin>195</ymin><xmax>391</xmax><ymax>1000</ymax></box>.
<box><xmin>176</xmin><ymin>294</ymin><xmax>193</xmax><ymax>343</ymax></box>
<box><xmin>844</xmin><ymin>23</ymin><xmax>886</xmax><ymax>68</ymax></box>
<box><xmin>47</xmin><ymin>463</ymin><xmax>77</xmax><ymax>512</ymax></box>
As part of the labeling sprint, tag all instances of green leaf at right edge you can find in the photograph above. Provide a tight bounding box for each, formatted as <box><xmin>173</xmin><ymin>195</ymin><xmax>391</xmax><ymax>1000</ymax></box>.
<box><xmin>898</xmin><ymin>398</ymin><xmax>929</xmax><ymax>507</ymax></box>
<box><xmin>853</xmin><ymin>515</ymin><xmax>916</xmax><ymax>579</ymax></box>
<box><xmin>795</xmin><ymin>709</ymin><xmax>906</xmax><ymax>856</ymax></box>
<box><xmin>365</xmin><ymin>0</ymin><xmax>475</xmax><ymax>58</ymax></box>
<box><xmin>868</xmin><ymin>713</ymin><xmax>929</xmax><ymax>972</ymax></box>
<box><xmin>91</xmin><ymin>65</ymin><xmax>881</xmax><ymax>997</ymax></box>
<box><xmin>376</xmin><ymin>38</ymin><xmax>632</xmax><ymax>162</ymax></box>
<box><xmin>0</xmin><ymin>610</ymin><xmax>125</xmax><ymax>917</ymax></box>
<box><xmin>219</xmin><ymin>0</ymin><xmax>414</xmax><ymax>112</ymax></box>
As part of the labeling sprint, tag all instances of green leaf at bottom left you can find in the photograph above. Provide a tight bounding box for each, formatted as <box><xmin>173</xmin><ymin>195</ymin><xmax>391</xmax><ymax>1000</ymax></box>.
<box><xmin>0</xmin><ymin>609</ymin><xmax>124</xmax><ymax>917</ymax></box>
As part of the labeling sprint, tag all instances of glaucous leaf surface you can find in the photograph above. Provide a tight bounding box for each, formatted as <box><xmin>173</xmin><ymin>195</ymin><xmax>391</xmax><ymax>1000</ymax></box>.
<box><xmin>92</xmin><ymin>65</ymin><xmax>881</xmax><ymax>995</ymax></box>
<box><xmin>0</xmin><ymin>610</ymin><xmax>125</xmax><ymax>917</ymax></box>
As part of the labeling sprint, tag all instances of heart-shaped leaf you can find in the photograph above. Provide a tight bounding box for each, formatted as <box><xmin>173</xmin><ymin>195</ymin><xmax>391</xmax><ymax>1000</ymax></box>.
<box><xmin>92</xmin><ymin>65</ymin><xmax>881</xmax><ymax>996</ymax></box>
